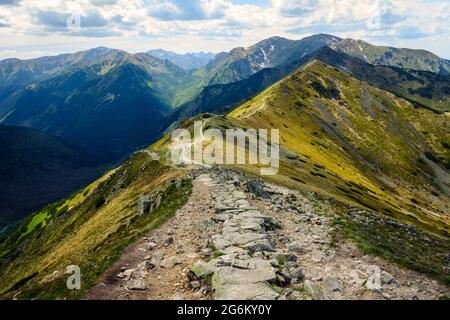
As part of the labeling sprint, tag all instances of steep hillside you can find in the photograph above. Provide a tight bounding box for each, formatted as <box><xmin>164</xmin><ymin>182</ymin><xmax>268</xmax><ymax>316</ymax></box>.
<box><xmin>0</xmin><ymin>152</ymin><xmax>191</xmax><ymax>299</ymax></box>
<box><xmin>0</xmin><ymin>62</ymin><xmax>175</xmax><ymax>158</ymax></box>
<box><xmin>171</xmin><ymin>54</ymin><xmax>314</xmax><ymax>121</ymax></box>
<box><xmin>0</xmin><ymin>47</ymin><xmax>127</xmax><ymax>89</ymax></box>
<box><xmin>147</xmin><ymin>50</ymin><xmax>215</xmax><ymax>70</ymax></box>
<box><xmin>333</xmin><ymin>39</ymin><xmax>450</xmax><ymax>75</ymax></box>
<box><xmin>123</xmin><ymin>53</ymin><xmax>198</xmax><ymax>106</ymax></box>
<box><xmin>0</xmin><ymin>125</ymin><xmax>105</xmax><ymax>234</ymax></box>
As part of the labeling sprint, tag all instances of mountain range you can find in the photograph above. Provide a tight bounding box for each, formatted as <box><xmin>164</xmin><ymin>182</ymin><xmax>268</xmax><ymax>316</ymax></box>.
<box><xmin>0</xmin><ymin>34</ymin><xmax>449</xmax><ymax>299</ymax></box>
<box><xmin>147</xmin><ymin>49</ymin><xmax>215</xmax><ymax>70</ymax></box>
<box><xmin>1</xmin><ymin>34</ymin><xmax>448</xmax><ymax>160</ymax></box>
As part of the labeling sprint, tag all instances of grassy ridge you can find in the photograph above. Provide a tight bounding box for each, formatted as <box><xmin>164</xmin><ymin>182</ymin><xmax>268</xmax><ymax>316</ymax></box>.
<box><xmin>154</xmin><ymin>60</ymin><xmax>449</xmax><ymax>283</ymax></box>
<box><xmin>230</xmin><ymin>60</ymin><xmax>449</xmax><ymax>236</ymax></box>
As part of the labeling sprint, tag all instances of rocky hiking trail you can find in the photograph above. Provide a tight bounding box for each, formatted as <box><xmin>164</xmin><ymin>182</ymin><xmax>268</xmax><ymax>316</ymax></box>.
<box><xmin>86</xmin><ymin>168</ymin><xmax>449</xmax><ymax>300</ymax></box>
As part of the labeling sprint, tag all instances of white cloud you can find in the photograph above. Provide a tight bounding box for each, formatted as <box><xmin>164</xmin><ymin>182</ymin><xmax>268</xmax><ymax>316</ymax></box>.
<box><xmin>0</xmin><ymin>49</ymin><xmax>58</xmax><ymax>60</ymax></box>
<box><xmin>0</xmin><ymin>0</ymin><xmax>448</xmax><ymax>58</ymax></box>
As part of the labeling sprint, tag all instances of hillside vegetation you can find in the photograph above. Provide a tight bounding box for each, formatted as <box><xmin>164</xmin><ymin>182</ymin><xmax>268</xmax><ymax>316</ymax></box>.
<box><xmin>154</xmin><ymin>60</ymin><xmax>450</xmax><ymax>283</ymax></box>
<box><xmin>0</xmin><ymin>154</ymin><xmax>191</xmax><ymax>299</ymax></box>
<box><xmin>229</xmin><ymin>60</ymin><xmax>449</xmax><ymax>236</ymax></box>
<box><xmin>1</xmin><ymin>36</ymin><xmax>449</xmax><ymax>299</ymax></box>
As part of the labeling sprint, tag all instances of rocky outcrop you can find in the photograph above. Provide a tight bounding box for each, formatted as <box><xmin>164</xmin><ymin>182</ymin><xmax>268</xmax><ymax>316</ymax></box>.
<box><xmin>189</xmin><ymin>172</ymin><xmax>286</xmax><ymax>300</ymax></box>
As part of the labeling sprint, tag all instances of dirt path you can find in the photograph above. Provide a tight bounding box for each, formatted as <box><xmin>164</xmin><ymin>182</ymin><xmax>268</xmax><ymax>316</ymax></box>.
<box><xmin>86</xmin><ymin>168</ymin><xmax>449</xmax><ymax>300</ymax></box>
<box><xmin>85</xmin><ymin>174</ymin><xmax>219</xmax><ymax>300</ymax></box>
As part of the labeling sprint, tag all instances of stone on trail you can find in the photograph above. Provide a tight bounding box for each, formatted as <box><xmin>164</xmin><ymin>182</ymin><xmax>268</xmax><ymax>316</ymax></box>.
<box><xmin>163</xmin><ymin>237</ymin><xmax>174</xmax><ymax>247</ymax></box>
<box><xmin>272</xmin><ymin>252</ymin><xmax>297</xmax><ymax>264</ymax></box>
<box><xmin>214</xmin><ymin>283</ymin><xmax>280</xmax><ymax>300</ymax></box>
<box><xmin>160</xmin><ymin>256</ymin><xmax>182</xmax><ymax>269</ymax></box>
<box><xmin>240</xmin><ymin>222</ymin><xmax>263</xmax><ymax>232</ymax></box>
<box><xmin>202</xmin><ymin>248</ymin><xmax>212</xmax><ymax>257</ymax></box>
<box><xmin>216</xmin><ymin>254</ymin><xmax>240</xmax><ymax>267</ymax></box>
<box><xmin>287</xmin><ymin>242</ymin><xmax>304</xmax><ymax>253</ymax></box>
<box><xmin>247</xmin><ymin>180</ymin><xmax>270</xmax><ymax>199</ymax></box>
<box><xmin>122</xmin><ymin>269</ymin><xmax>136</xmax><ymax>280</ymax></box>
<box><xmin>192</xmin><ymin>260</ymin><xmax>217</xmax><ymax>279</ymax></box>
<box><xmin>381</xmin><ymin>271</ymin><xmax>397</xmax><ymax>285</ymax></box>
<box><xmin>214</xmin><ymin>214</ymin><xmax>231</xmax><ymax>222</ymax></box>
<box><xmin>311</xmin><ymin>250</ymin><xmax>326</xmax><ymax>263</ymax></box>
<box><xmin>223</xmin><ymin>219</ymin><xmax>241</xmax><ymax>228</ymax></box>
<box><xmin>289</xmin><ymin>267</ymin><xmax>304</xmax><ymax>280</ymax></box>
<box><xmin>217</xmin><ymin>206</ymin><xmax>240</xmax><ymax>213</ymax></box>
<box><xmin>239</xmin><ymin>205</ymin><xmax>258</xmax><ymax>210</ymax></box>
<box><xmin>304</xmin><ymin>280</ymin><xmax>325</xmax><ymax>300</ymax></box>
<box><xmin>143</xmin><ymin>241</ymin><xmax>158</xmax><ymax>251</ymax></box>
<box><xmin>127</xmin><ymin>279</ymin><xmax>148</xmax><ymax>291</ymax></box>
<box><xmin>212</xmin><ymin>237</ymin><xmax>233</xmax><ymax>250</ymax></box>
<box><xmin>222</xmin><ymin>209</ymin><xmax>245</xmax><ymax>215</ymax></box>
<box><xmin>232</xmin><ymin>191</ymin><xmax>247</xmax><ymax>199</ymax></box>
<box><xmin>236</xmin><ymin>211</ymin><xmax>266</xmax><ymax>219</ymax></box>
<box><xmin>151</xmin><ymin>251</ymin><xmax>165</xmax><ymax>266</ymax></box>
<box><xmin>40</xmin><ymin>271</ymin><xmax>62</xmax><ymax>284</ymax></box>
<box><xmin>212</xmin><ymin>266</ymin><xmax>276</xmax><ymax>286</ymax></box>
<box><xmin>235</xmin><ymin>200</ymin><xmax>250</xmax><ymax>206</ymax></box>
<box><xmin>137</xmin><ymin>260</ymin><xmax>154</xmax><ymax>271</ymax></box>
<box><xmin>235</xmin><ymin>259</ymin><xmax>274</xmax><ymax>270</ymax></box>
<box><xmin>323</xmin><ymin>277</ymin><xmax>345</xmax><ymax>293</ymax></box>
<box><xmin>171</xmin><ymin>292</ymin><xmax>185</xmax><ymax>300</ymax></box>
<box><xmin>225</xmin><ymin>232</ymin><xmax>267</xmax><ymax>245</ymax></box>
<box><xmin>243</xmin><ymin>239</ymin><xmax>274</xmax><ymax>253</ymax></box>
<box><xmin>219</xmin><ymin>246</ymin><xmax>244</xmax><ymax>255</ymax></box>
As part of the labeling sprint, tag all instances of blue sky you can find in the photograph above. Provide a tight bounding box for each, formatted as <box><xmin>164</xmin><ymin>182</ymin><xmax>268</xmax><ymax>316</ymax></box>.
<box><xmin>0</xmin><ymin>0</ymin><xmax>448</xmax><ymax>60</ymax></box>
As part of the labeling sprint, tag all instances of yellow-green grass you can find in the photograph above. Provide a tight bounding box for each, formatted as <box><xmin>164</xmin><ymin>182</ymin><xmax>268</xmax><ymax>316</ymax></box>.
<box><xmin>229</xmin><ymin>61</ymin><xmax>449</xmax><ymax>235</ymax></box>
<box><xmin>0</xmin><ymin>154</ymin><xmax>191</xmax><ymax>300</ymax></box>
<box><xmin>153</xmin><ymin>60</ymin><xmax>450</xmax><ymax>283</ymax></box>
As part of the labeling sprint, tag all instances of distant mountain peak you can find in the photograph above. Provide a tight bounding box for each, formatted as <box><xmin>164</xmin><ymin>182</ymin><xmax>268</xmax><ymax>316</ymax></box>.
<box><xmin>147</xmin><ymin>49</ymin><xmax>215</xmax><ymax>70</ymax></box>
<box><xmin>332</xmin><ymin>38</ymin><xmax>450</xmax><ymax>74</ymax></box>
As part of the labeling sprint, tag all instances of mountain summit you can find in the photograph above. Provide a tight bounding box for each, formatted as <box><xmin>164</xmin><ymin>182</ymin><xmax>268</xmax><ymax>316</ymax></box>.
<box><xmin>147</xmin><ymin>49</ymin><xmax>215</xmax><ymax>70</ymax></box>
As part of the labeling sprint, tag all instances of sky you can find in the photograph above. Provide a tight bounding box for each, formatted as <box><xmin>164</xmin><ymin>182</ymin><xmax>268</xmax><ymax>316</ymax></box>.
<box><xmin>0</xmin><ymin>0</ymin><xmax>449</xmax><ymax>60</ymax></box>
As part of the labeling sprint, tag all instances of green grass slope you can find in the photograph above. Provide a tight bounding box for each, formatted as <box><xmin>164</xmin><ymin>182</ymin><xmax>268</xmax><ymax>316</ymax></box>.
<box><xmin>230</xmin><ymin>60</ymin><xmax>449</xmax><ymax>235</ymax></box>
<box><xmin>0</xmin><ymin>153</ymin><xmax>191</xmax><ymax>299</ymax></box>
<box><xmin>315</xmin><ymin>47</ymin><xmax>450</xmax><ymax>113</ymax></box>
<box><xmin>226</xmin><ymin>61</ymin><xmax>450</xmax><ymax>281</ymax></box>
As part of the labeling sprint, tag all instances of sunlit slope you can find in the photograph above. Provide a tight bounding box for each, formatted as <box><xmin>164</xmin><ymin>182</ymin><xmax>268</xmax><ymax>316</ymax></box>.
<box><xmin>0</xmin><ymin>153</ymin><xmax>191</xmax><ymax>299</ymax></box>
<box><xmin>229</xmin><ymin>60</ymin><xmax>450</xmax><ymax>237</ymax></box>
